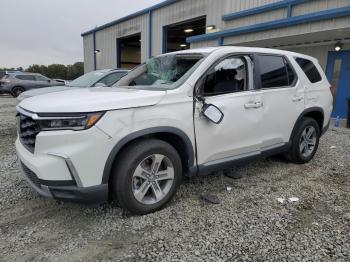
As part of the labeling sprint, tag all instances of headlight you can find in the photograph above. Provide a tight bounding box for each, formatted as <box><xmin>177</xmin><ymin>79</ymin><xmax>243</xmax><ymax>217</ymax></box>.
<box><xmin>35</xmin><ymin>112</ymin><xmax>104</xmax><ymax>131</ymax></box>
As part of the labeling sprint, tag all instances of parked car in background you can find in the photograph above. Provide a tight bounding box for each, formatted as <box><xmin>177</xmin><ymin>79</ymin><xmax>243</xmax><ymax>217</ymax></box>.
<box><xmin>15</xmin><ymin>47</ymin><xmax>332</xmax><ymax>214</ymax></box>
<box><xmin>0</xmin><ymin>73</ymin><xmax>65</xmax><ymax>97</ymax></box>
<box><xmin>17</xmin><ymin>69</ymin><xmax>129</xmax><ymax>102</ymax></box>
<box><xmin>0</xmin><ymin>71</ymin><xmax>21</xmax><ymax>94</ymax></box>
<box><xmin>0</xmin><ymin>70</ymin><xmax>20</xmax><ymax>79</ymax></box>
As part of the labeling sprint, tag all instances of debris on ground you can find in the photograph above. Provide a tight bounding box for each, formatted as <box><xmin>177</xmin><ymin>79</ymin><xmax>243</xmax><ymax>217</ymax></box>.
<box><xmin>288</xmin><ymin>197</ymin><xmax>300</xmax><ymax>203</ymax></box>
<box><xmin>201</xmin><ymin>193</ymin><xmax>221</xmax><ymax>204</ymax></box>
<box><xmin>1</xmin><ymin>97</ymin><xmax>350</xmax><ymax>261</ymax></box>
<box><xmin>277</xmin><ymin>198</ymin><xmax>286</xmax><ymax>204</ymax></box>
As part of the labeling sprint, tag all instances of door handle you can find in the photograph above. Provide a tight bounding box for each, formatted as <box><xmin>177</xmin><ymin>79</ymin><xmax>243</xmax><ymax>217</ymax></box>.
<box><xmin>292</xmin><ymin>96</ymin><xmax>304</xmax><ymax>102</ymax></box>
<box><xmin>244</xmin><ymin>102</ymin><xmax>262</xmax><ymax>109</ymax></box>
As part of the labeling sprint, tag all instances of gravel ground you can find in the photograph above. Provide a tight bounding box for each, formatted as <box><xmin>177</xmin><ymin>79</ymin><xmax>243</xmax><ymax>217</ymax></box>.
<box><xmin>0</xmin><ymin>95</ymin><xmax>349</xmax><ymax>262</ymax></box>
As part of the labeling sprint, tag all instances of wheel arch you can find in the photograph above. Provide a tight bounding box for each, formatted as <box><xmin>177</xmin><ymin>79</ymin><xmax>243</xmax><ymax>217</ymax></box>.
<box><xmin>11</xmin><ymin>86</ymin><xmax>25</xmax><ymax>96</ymax></box>
<box><xmin>12</xmin><ymin>86</ymin><xmax>25</xmax><ymax>91</ymax></box>
<box><xmin>102</xmin><ymin>127</ymin><xmax>196</xmax><ymax>184</ymax></box>
<box><xmin>290</xmin><ymin>107</ymin><xmax>325</xmax><ymax>141</ymax></box>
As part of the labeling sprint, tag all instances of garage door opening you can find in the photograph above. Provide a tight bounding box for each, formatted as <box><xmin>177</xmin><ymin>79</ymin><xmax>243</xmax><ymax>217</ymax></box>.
<box><xmin>164</xmin><ymin>16</ymin><xmax>206</xmax><ymax>53</ymax></box>
<box><xmin>117</xmin><ymin>33</ymin><xmax>141</xmax><ymax>69</ymax></box>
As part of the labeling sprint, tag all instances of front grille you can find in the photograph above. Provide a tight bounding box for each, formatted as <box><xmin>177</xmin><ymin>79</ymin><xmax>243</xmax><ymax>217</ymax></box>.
<box><xmin>18</xmin><ymin>113</ymin><xmax>40</xmax><ymax>153</ymax></box>
<box><xmin>21</xmin><ymin>162</ymin><xmax>41</xmax><ymax>188</ymax></box>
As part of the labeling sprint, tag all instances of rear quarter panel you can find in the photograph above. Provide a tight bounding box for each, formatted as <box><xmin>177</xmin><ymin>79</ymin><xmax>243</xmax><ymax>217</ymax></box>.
<box><xmin>303</xmin><ymin>58</ymin><xmax>333</xmax><ymax>128</ymax></box>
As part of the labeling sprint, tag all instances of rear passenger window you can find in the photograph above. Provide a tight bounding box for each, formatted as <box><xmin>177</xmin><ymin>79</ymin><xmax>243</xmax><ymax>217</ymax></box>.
<box><xmin>16</xmin><ymin>75</ymin><xmax>36</xmax><ymax>81</ymax></box>
<box><xmin>295</xmin><ymin>57</ymin><xmax>322</xmax><ymax>83</ymax></box>
<box><xmin>258</xmin><ymin>55</ymin><xmax>296</xmax><ymax>88</ymax></box>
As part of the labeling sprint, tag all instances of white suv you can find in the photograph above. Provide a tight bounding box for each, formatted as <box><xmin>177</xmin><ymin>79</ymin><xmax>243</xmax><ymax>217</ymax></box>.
<box><xmin>16</xmin><ymin>47</ymin><xmax>333</xmax><ymax>214</ymax></box>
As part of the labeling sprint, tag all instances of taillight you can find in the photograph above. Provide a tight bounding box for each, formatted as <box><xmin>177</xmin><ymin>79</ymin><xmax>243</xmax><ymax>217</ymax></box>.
<box><xmin>0</xmin><ymin>75</ymin><xmax>10</xmax><ymax>83</ymax></box>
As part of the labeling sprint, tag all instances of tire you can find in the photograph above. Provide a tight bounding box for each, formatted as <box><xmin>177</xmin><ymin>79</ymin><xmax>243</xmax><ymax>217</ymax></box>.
<box><xmin>285</xmin><ymin>117</ymin><xmax>320</xmax><ymax>164</ymax></box>
<box><xmin>110</xmin><ymin>139</ymin><xmax>182</xmax><ymax>215</ymax></box>
<box><xmin>11</xmin><ymin>86</ymin><xmax>25</xmax><ymax>98</ymax></box>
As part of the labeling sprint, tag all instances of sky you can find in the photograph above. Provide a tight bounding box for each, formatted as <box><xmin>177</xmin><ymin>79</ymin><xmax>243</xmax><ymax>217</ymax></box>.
<box><xmin>0</xmin><ymin>0</ymin><xmax>163</xmax><ymax>69</ymax></box>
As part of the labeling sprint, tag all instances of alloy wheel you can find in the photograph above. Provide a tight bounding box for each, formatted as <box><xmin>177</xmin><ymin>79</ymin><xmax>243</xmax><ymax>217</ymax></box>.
<box><xmin>299</xmin><ymin>126</ymin><xmax>317</xmax><ymax>158</ymax></box>
<box><xmin>132</xmin><ymin>154</ymin><xmax>174</xmax><ymax>205</ymax></box>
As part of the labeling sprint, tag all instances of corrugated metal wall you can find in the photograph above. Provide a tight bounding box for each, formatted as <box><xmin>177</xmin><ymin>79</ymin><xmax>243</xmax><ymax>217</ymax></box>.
<box><xmin>83</xmin><ymin>34</ymin><xmax>94</xmax><ymax>73</ymax></box>
<box><xmin>151</xmin><ymin>0</ymin><xmax>207</xmax><ymax>55</ymax></box>
<box><xmin>83</xmin><ymin>0</ymin><xmax>350</xmax><ymax>72</ymax></box>
<box><xmin>94</xmin><ymin>14</ymin><xmax>149</xmax><ymax>70</ymax></box>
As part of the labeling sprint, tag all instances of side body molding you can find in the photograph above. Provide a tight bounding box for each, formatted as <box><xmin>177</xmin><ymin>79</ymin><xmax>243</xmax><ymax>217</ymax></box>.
<box><xmin>102</xmin><ymin>127</ymin><xmax>196</xmax><ymax>184</ymax></box>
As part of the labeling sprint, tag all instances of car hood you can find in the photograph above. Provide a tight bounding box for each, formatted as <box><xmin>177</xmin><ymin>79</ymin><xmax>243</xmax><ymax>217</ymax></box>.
<box><xmin>18</xmin><ymin>87</ymin><xmax>166</xmax><ymax>113</ymax></box>
<box><xmin>17</xmin><ymin>86</ymin><xmax>76</xmax><ymax>102</ymax></box>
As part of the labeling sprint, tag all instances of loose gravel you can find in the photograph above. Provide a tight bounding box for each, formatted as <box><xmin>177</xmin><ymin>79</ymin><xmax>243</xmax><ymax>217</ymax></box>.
<box><xmin>0</xmin><ymin>96</ymin><xmax>349</xmax><ymax>261</ymax></box>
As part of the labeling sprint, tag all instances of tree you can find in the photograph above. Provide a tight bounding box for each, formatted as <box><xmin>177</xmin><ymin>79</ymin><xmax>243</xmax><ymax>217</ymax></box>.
<box><xmin>25</xmin><ymin>62</ymin><xmax>84</xmax><ymax>80</ymax></box>
<box><xmin>67</xmin><ymin>62</ymin><xmax>84</xmax><ymax>80</ymax></box>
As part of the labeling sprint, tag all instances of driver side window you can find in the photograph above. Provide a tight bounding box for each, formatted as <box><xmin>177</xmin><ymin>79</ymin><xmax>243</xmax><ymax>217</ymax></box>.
<box><xmin>201</xmin><ymin>57</ymin><xmax>247</xmax><ymax>96</ymax></box>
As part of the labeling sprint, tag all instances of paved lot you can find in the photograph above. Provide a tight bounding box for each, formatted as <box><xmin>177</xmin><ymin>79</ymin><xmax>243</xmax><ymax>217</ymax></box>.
<box><xmin>0</xmin><ymin>96</ymin><xmax>349</xmax><ymax>261</ymax></box>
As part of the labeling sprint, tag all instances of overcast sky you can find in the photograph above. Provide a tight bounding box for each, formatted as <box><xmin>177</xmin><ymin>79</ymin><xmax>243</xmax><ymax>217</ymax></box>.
<box><xmin>0</xmin><ymin>0</ymin><xmax>163</xmax><ymax>69</ymax></box>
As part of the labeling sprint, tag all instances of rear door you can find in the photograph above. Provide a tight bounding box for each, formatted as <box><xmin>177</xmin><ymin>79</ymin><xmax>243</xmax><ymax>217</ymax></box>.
<box><xmin>16</xmin><ymin>75</ymin><xmax>37</xmax><ymax>89</ymax></box>
<box><xmin>194</xmin><ymin>55</ymin><xmax>263</xmax><ymax>167</ymax></box>
<box><xmin>256</xmin><ymin>54</ymin><xmax>305</xmax><ymax>149</ymax></box>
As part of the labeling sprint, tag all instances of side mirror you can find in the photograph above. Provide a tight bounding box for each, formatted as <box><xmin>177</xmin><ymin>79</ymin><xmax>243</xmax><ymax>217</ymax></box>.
<box><xmin>202</xmin><ymin>104</ymin><xmax>224</xmax><ymax>124</ymax></box>
<box><xmin>95</xmin><ymin>82</ymin><xmax>107</xmax><ymax>87</ymax></box>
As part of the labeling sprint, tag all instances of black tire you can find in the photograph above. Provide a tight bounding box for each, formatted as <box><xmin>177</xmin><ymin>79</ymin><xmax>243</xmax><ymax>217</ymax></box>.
<box><xmin>11</xmin><ymin>86</ymin><xmax>25</xmax><ymax>98</ymax></box>
<box><xmin>110</xmin><ymin>139</ymin><xmax>182</xmax><ymax>215</ymax></box>
<box><xmin>284</xmin><ymin>117</ymin><xmax>320</xmax><ymax>164</ymax></box>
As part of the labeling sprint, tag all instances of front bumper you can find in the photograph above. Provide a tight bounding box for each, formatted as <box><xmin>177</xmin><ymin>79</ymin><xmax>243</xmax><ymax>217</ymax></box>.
<box><xmin>15</xmin><ymin>118</ymin><xmax>114</xmax><ymax>204</ymax></box>
<box><xmin>19</xmin><ymin>161</ymin><xmax>108</xmax><ymax>204</ymax></box>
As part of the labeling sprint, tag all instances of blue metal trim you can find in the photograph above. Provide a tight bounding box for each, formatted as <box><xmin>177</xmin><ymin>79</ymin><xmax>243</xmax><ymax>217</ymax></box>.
<box><xmin>81</xmin><ymin>0</ymin><xmax>177</xmax><ymax>36</ymax></box>
<box><xmin>222</xmin><ymin>0</ymin><xmax>309</xmax><ymax>21</ymax></box>
<box><xmin>162</xmin><ymin>26</ymin><xmax>167</xmax><ymax>54</ymax></box>
<box><xmin>287</xmin><ymin>4</ymin><xmax>293</xmax><ymax>17</ymax></box>
<box><xmin>326</xmin><ymin>51</ymin><xmax>350</xmax><ymax>119</ymax></box>
<box><xmin>148</xmin><ymin>10</ymin><xmax>153</xmax><ymax>59</ymax></box>
<box><xmin>116</xmin><ymin>39</ymin><xmax>121</xmax><ymax>68</ymax></box>
<box><xmin>93</xmin><ymin>31</ymin><xmax>97</xmax><ymax>70</ymax></box>
<box><xmin>188</xmin><ymin>6</ymin><xmax>350</xmax><ymax>43</ymax></box>
<box><xmin>217</xmin><ymin>37</ymin><xmax>223</xmax><ymax>46</ymax></box>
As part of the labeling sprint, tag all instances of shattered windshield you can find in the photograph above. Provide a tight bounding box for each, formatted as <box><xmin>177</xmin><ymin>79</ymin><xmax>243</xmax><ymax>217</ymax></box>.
<box><xmin>114</xmin><ymin>53</ymin><xmax>206</xmax><ymax>90</ymax></box>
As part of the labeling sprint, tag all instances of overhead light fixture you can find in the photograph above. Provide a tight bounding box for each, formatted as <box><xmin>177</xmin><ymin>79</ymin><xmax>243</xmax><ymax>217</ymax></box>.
<box><xmin>184</xmin><ymin>28</ymin><xmax>194</xmax><ymax>33</ymax></box>
<box><xmin>334</xmin><ymin>42</ymin><xmax>343</xmax><ymax>51</ymax></box>
<box><xmin>180</xmin><ymin>44</ymin><xmax>187</xmax><ymax>48</ymax></box>
<box><xmin>94</xmin><ymin>49</ymin><xmax>101</xmax><ymax>54</ymax></box>
<box><xmin>206</xmin><ymin>25</ymin><xmax>216</xmax><ymax>31</ymax></box>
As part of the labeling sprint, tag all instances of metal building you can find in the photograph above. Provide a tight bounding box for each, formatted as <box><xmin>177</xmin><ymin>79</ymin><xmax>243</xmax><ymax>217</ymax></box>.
<box><xmin>82</xmin><ymin>0</ymin><xmax>350</xmax><ymax>120</ymax></box>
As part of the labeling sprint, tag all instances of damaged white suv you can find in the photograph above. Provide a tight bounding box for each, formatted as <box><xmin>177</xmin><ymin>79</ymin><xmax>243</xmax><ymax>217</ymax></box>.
<box><xmin>16</xmin><ymin>47</ymin><xmax>333</xmax><ymax>214</ymax></box>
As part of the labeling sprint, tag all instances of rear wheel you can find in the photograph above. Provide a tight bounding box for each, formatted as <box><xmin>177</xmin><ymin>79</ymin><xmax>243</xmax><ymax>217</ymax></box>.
<box><xmin>110</xmin><ymin>139</ymin><xmax>182</xmax><ymax>215</ymax></box>
<box><xmin>11</xmin><ymin>86</ymin><xmax>25</xmax><ymax>97</ymax></box>
<box><xmin>285</xmin><ymin>117</ymin><xmax>320</xmax><ymax>164</ymax></box>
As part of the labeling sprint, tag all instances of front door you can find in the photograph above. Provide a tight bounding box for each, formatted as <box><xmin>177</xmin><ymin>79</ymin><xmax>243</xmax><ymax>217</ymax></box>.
<box><xmin>194</xmin><ymin>56</ymin><xmax>262</xmax><ymax>167</ymax></box>
<box><xmin>326</xmin><ymin>51</ymin><xmax>350</xmax><ymax>119</ymax></box>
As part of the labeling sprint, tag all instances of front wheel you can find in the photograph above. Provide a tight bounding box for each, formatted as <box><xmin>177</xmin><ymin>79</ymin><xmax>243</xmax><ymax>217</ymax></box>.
<box><xmin>110</xmin><ymin>139</ymin><xmax>182</xmax><ymax>215</ymax></box>
<box><xmin>285</xmin><ymin>117</ymin><xmax>320</xmax><ymax>164</ymax></box>
<box><xmin>11</xmin><ymin>86</ymin><xmax>25</xmax><ymax>97</ymax></box>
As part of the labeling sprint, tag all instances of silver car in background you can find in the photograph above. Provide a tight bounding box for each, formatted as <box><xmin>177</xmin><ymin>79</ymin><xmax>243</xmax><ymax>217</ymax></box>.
<box><xmin>0</xmin><ymin>73</ymin><xmax>65</xmax><ymax>97</ymax></box>
<box><xmin>17</xmin><ymin>69</ymin><xmax>129</xmax><ymax>102</ymax></box>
